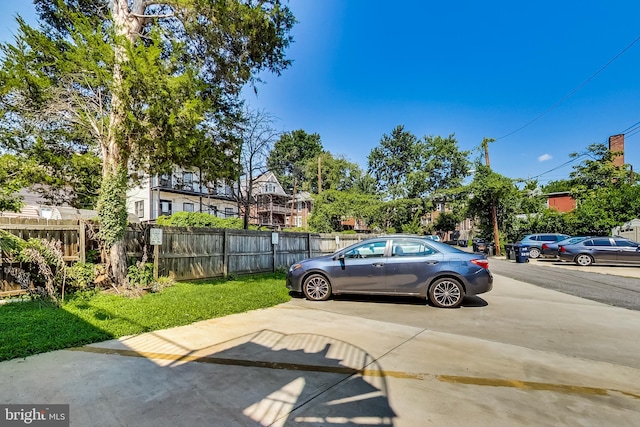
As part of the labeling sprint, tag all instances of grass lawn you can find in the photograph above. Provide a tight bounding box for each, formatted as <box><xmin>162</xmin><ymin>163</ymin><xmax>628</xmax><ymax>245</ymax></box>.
<box><xmin>0</xmin><ymin>272</ymin><xmax>290</xmax><ymax>362</ymax></box>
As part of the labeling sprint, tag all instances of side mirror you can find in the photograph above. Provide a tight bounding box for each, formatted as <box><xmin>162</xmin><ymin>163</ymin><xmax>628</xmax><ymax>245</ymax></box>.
<box><xmin>334</xmin><ymin>253</ymin><xmax>345</xmax><ymax>261</ymax></box>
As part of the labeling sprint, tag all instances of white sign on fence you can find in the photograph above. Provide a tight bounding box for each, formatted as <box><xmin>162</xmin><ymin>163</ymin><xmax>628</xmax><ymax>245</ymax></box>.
<box><xmin>150</xmin><ymin>228</ymin><xmax>163</xmax><ymax>245</ymax></box>
<box><xmin>272</xmin><ymin>232</ymin><xmax>279</xmax><ymax>245</ymax></box>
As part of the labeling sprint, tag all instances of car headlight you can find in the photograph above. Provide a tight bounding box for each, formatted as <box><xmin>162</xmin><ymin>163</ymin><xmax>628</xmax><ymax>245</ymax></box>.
<box><xmin>290</xmin><ymin>263</ymin><xmax>303</xmax><ymax>272</ymax></box>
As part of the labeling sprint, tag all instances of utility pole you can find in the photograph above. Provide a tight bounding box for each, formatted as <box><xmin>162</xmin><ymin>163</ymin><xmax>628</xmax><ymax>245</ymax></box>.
<box><xmin>482</xmin><ymin>137</ymin><xmax>501</xmax><ymax>256</ymax></box>
<box><xmin>289</xmin><ymin>177</ymin><xmax>297</xmax><ymax>228</ymax></box>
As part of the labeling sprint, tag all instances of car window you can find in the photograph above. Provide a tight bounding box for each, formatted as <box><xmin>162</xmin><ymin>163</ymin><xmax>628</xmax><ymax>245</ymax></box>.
<box><xmin>591</xmin><ymin>238</ymin><xmax>612</xmax><ymax>246</ymax></box>
<box><xmin>392</xmin><ymin>239</ymin><xmax>437</xmax><ymax>257</ymax></box>
<box><xmin>344</xmin><ymin>241</ymin><xmax>387</xmax><ymax>259</ymax></box>
<box><xmin>614</xmin><ymin>239</ymin><xmax>638</xmax><ymax>247</ymax></box>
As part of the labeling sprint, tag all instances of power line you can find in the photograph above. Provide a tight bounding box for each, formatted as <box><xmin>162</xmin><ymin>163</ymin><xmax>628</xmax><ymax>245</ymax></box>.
<box><xmin>524</xmin><ymin>118</ymin><xmax>640</xmax><ymax>181</ymax></box>
<box><xmin>496</xmin><ymin>34</ymin><xmax>640</xmax><ymax>141</ymax></box>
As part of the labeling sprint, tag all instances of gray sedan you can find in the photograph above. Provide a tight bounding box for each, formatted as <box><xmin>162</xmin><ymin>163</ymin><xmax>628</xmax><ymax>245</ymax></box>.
<box><xmin>286</xmin><ymin>235</ymin><xmax>493</xmax><ymax>308</ymax></box>
<box><xmin>558</xmin><ymin>236</ymin><xmax>640</xmax><ymax>266</ymax></box>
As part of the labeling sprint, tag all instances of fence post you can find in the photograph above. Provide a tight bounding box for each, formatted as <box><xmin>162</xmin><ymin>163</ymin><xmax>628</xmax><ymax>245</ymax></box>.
<box><xmin>223</xmin><ymin>229</ymin><xmax>229</xmax><ymax>277</ymax></box>
<box><xmin>79</xmin><ymin>220</ymin><xmax>86</xmax><ymax>263</ymax></box>
<box><xmin>307</xmin><ymin>233</ymin><xmax>312</xmax><ymax>258</ymax></box>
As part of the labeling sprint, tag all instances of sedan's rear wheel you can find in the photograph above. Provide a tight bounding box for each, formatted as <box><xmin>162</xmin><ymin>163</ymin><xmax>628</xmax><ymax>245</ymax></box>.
<box><xmin>429</xmin><ymin>278</ymin><xmax>464</xmax><ymax>308</ymax></box>
<box><xmin>575</xmin><ymin>254</ymin><xmax>593</xmax><ymax>266</ymax></box>
<box><xmin>303</xmin><ymin>274</ymin><xmax>332</xmax><ymax>301</ymax></box>
<box><xmin>528</xmin><ymin>247</ymin><xmax>541</xmax><ymax>259</ymax></box>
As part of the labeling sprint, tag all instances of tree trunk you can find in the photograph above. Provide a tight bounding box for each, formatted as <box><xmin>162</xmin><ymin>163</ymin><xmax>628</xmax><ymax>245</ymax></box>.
<box><xmin>100</xmin><ymin>0</ymin><xmax>146</xmax><ymax>285</ymax></box>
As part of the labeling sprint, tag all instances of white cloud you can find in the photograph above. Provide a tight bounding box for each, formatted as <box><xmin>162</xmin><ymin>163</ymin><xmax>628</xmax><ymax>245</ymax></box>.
<box><xmin>538</xmin><ymin>154</ymin><xmax>552</xmax><ymax>162</ymax></box>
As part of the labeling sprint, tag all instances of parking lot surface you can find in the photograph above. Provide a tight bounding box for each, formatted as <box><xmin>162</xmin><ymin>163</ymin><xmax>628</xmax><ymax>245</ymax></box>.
<box><xmin>2</xmin><ymin>272</ymin><xmax>640</xmax><ymax>426</ymax></box>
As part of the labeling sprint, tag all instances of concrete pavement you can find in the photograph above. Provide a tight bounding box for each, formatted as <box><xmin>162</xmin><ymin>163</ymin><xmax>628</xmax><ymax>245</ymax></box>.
<box><xmin>1</xmin><ymin>272</ymin><xmax>640</xmax><ymax>426</ymax></box>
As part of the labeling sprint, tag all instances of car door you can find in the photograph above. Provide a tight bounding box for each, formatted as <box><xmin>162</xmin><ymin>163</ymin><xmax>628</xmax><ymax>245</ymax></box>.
<box><xmin>385</xmin><ymin>238</ymin><xmax>443</xmax><ymax>295</ymax></box>
<box><xmin>328</xmin><ymin>239</ymin><xmax>388</xmax><ymax>293</ymax></box>
<box><xmin>585</xmin><ymin>237</ymin><xmax>617</xmax><ymax>263</ymax></box>
<box><xmin>614</xmin><ymin>239</ymin><xmax>640</xmax><ymax>264</ymax></box>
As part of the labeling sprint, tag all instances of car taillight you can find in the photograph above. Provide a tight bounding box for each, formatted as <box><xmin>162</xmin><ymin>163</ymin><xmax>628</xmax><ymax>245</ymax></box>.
<box><xmin>542</xmin><ymin>243</ymin><xmax>548</xmax><ymax>250</ymax></box>
<box><xmin>471</xmin><ymin>259</ymin><xmax>489</xmax><ymax>269</ymax></box>
<box><xmin>559</xmin><ymin>246</ymin><xmax>566</xmax><ymax>253</ymax></box>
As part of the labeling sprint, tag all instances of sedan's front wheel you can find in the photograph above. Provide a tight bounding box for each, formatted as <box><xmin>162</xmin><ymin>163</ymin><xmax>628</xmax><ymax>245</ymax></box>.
<box><xmin>429</xmin><ymin>278</ymin><xmax>464</xmax><ymax>308</ymax></box>
<box><xmin>303</xmin><ymin>274</ymin><xmax>332</xmax><ymax>301</ymax></box>
<box><xmin>575</xmin><ymin>254</ymin><xmax>594</xmax><ymax>266</ymax></box>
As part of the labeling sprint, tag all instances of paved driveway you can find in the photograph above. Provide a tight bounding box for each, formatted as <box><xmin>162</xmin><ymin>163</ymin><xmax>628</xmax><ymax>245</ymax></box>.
<box><xmin>2</xmin><ymin>273</ymin><xmax>640</xmax><ymax>426</ymax></box>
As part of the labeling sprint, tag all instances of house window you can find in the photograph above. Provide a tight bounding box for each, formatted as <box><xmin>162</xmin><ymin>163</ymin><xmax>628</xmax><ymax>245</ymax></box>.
<box><xmin>209</xmin><ymin>206</ymin><xmax>218</xmax><ymax>216</ymax></box>
<box><xmin>264</xmin><ymin>183</ymin><xmax>276</xmax><ymax>193</ymax></box>
<box><xmin>160</xmin><ymin>200</ymin><xmax>172</xmax><ymax>217</ymax></box>
<box><xmin>297</xmin><ymin>201</ymin><xmax>302</xmax><ymax>212</ymax></box>
<box><xmin>159</xmin><ymin>174</ymin><xmax>170</xmax><ymax>187</ymax></box>
<box><xmin>183</xmin><ymin>202</ymin><xmax>194</xmax><ymax>212</ymax></box>
<box><xmin>135</xmin><ymin>201</ymin><xmax>144</xmax><ymax>218</ymax></box>
<box><xmin>183</xmin><ymin>172</ymin><xmax>194</xmax><ymax>191</ymax></box>
<box><xmin>224</xmin><ymin>207</ymin><xmax>235</xmax><ymax>217</ymax></box>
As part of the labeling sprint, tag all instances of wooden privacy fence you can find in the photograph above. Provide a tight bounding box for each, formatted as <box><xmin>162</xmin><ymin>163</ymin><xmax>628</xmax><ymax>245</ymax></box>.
<box><xmin>0</xmin><ymin>218</ymin><xmax>85</xmax><ymax>293</ymax></box>
<box><xmin>0</xmin><ymin>218</ymin><xmax>85</xmax><ymax>262</ymax></box>
<box><xmin>1</xmin><ymin>218</ymin><xmax>386</xmax><ymax>286</ymax></box>
<box><xmin>126</xmin><ymin>226</ymin><xmax>324</xmax><ymax>281</ymax></box>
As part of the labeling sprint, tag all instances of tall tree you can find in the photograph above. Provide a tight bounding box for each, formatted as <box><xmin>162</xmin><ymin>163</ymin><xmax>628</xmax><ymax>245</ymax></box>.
<box><xmin>368</xmin><ymin>125</ymin><xmax>471</xmax><ymax>200</ymax></box>
<box><xmin>302</xmin><ymin>152</ymin><xmax>365</xmax><ymax>193</ymax></box>
<box><xmin>466</xmin><ymin>164</ymin><xmax>521</xmax><ymax>241</ymax></box>
<box><xmin>237</xmin><ymin>108</ymin><xmax>280</xmax><ymax>229</ymax></box>
<box><xmin>367</xmin><ymin>125</ymin><xmax>419</xmax><ymax>200</ymax></box>
<box><xmin>0</xmin><ymin>0</ymin><xmax>294</xmax><ymax>284</ymax></box>
<box><xmin>267</xmin><ymin>129</ymin><xmax>323</xmax><ymax>191</ymax></box>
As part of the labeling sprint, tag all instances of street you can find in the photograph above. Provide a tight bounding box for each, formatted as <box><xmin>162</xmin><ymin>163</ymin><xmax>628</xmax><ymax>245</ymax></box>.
<box><xmin>487</xmin><ymin>256</ymin><xmax>640</xmax><ymax>311</ymax></box>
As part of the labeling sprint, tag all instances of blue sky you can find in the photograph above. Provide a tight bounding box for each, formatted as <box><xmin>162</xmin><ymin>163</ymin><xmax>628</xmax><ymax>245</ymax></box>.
<box><xmin>2</xmin><ymin>1</ymin><xmax>640</xmax><ymax>185</ymax></box>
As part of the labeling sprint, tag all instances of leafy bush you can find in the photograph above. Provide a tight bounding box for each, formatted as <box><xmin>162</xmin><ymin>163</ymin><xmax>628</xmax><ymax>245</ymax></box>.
<box><xmin>67</xmin><ymin>262</ymin><xmax>96</xmax><ymax>290</ymax></box>
<box><xmin>156</xmin><ymin>212</ymin><xmax>253</xmax><ymax>229</ymax></box>
<box><xmin>0</xmin><ymin>230</ymin><xmax>25</xmax><ymax>256</ymax></box>
<box><xmin>18</xmin><ymin>238</ymin><xmax>66</xmax><ymax>301</ymax></box>
<box><xmin>127</xmin><ymin>262</ymin><xmax>154</xmax><ymax>288</ymax></box>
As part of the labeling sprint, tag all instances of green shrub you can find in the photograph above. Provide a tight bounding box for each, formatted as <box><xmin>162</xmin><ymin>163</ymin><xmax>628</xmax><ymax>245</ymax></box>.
<box><xmin>127</xmin><ymin>263</ymin><xmax>154</xmax><ymax>288</ymax></box>
<box><xmin>156</xmin><ymin>212</ymin><xmax>254</xmax><ymax>229</ymax></box>
<box><xmin>67</xmin><ymin>262</ymin><xmax>96</xmax><ymax>290</ymax></box>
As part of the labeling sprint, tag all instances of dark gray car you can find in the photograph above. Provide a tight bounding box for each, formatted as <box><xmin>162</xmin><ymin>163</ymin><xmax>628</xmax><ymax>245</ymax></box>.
<box><xmin>558</xmin><ymin>236</ymin><xmax>640</xmax><ymax>266</ymax></box>
<box><xmin>286</xmin><ymin>235</ymin><xmax>493</xmax><ymax>308</ymax></box>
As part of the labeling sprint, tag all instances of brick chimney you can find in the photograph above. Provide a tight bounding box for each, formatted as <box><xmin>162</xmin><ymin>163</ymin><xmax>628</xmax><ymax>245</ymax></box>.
<box><xmin>609</xmin><ymin>134</ymin><xmax>624</xmax><ymax>167</ymax></box>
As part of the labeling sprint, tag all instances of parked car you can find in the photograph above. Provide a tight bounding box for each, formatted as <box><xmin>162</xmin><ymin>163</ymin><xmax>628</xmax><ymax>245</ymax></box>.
<box><xmin>516</xmin><ymin>233</ymin><xmax>571</xmax><ymax>259</ymax></box>
<box><xmin>541</xmin><ymin>236</ymin><xmax>592</xmax><ymax>258</ymax></box>
<box><xmin>472</xmin><ymin>238</ymin><xmax>489</xmax><ymax>253</ymax></box>
<box><xmin>424</xmin><ymin>235</ymin><xmax>441</xmax><ymax>242</ymax></box>
<box><xmin>558</xmin><ymin>236</ymin><xmax>640</xmax><ymax>266</ymax></box>
<box><xmin>286</xmin><ymin>235</ymin><xmax>493</xmax><ymax>308</ymax></box>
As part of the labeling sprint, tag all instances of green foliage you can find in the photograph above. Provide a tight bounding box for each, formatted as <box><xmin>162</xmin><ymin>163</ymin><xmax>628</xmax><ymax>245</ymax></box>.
<box><xmin>0</xmin><ymin>154</ymin><xmax>30</xmax><ymax>212</ymax></box>
<box><xmin>66</xmin><ymin>262</ymin><xmax>96</xmax><ymax>291</ymax></box>
<box><xmin>466</xmin><ymin>164</ymin><xmax>521</xmax><ymax>241</ymax></box>
<box><xmin>542</xmin><ymin>179</ymin><xmax>572</xmax><ymax>194</ymax></box>
<box><xmin>309</xmin><ymin>190</ymin><xmax>382</xmax><ymax>232</ymax></box>
<box><xmin>367</xmin><ymin>125</ymin><xmax>471</xmax><ymax>200</ymax></box>
<box><xmin>1</xmin><ymin>1</ymin><xmax>295</xmax><ymax>284</ymax></box>
<box><xmin>0</xmin><ymin>230</ymin><xmax>26</xmax><ymax>256</ymax></box>
<box><xmin>156</xmin><ymin>212</ymin><xmax>252</xmax><ymax>229</ymax></box>
<box><xmin>0</xmin><ymin>272</ymin><xmax>290</xmax><ymax>361</ymax></box>
<box><xmin>127</xmin><ymin>263</ymin><xmax>154</xmax><ymax>288</ymax></box>
<box><xmin>267</xmin><ymin>130</ymin><xmax>323</xmax><ymax>190</ymax></box>
<box><xmin>96</xmin><ymin>168</ymin><xmax>128</xmax><ymax>248</ymax></box>
<box><xmin>17</xmin><ymin>238</ymin><xmax>66</xmax><ymax>301</ymax></box>
<box><xmin>302</xmin><ymin>152</ymin><xmax>367</xmax><ymax>193</ymax></box>
<box><xmin>372</xmin><ymin>198</ymin><xmax>427</xmax><ymax>233</ymax></box>
<box><xmin>433</xmin><ymin>212</ymin><xmax>460</xmax><ymax>234</ymax></box>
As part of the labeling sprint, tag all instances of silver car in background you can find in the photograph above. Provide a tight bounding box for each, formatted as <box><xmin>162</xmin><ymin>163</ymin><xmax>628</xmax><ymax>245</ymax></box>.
<box><xmin>286</xmin><ymin>235</ymin><xmax>493</xmax><ymax>308</ymax></box>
